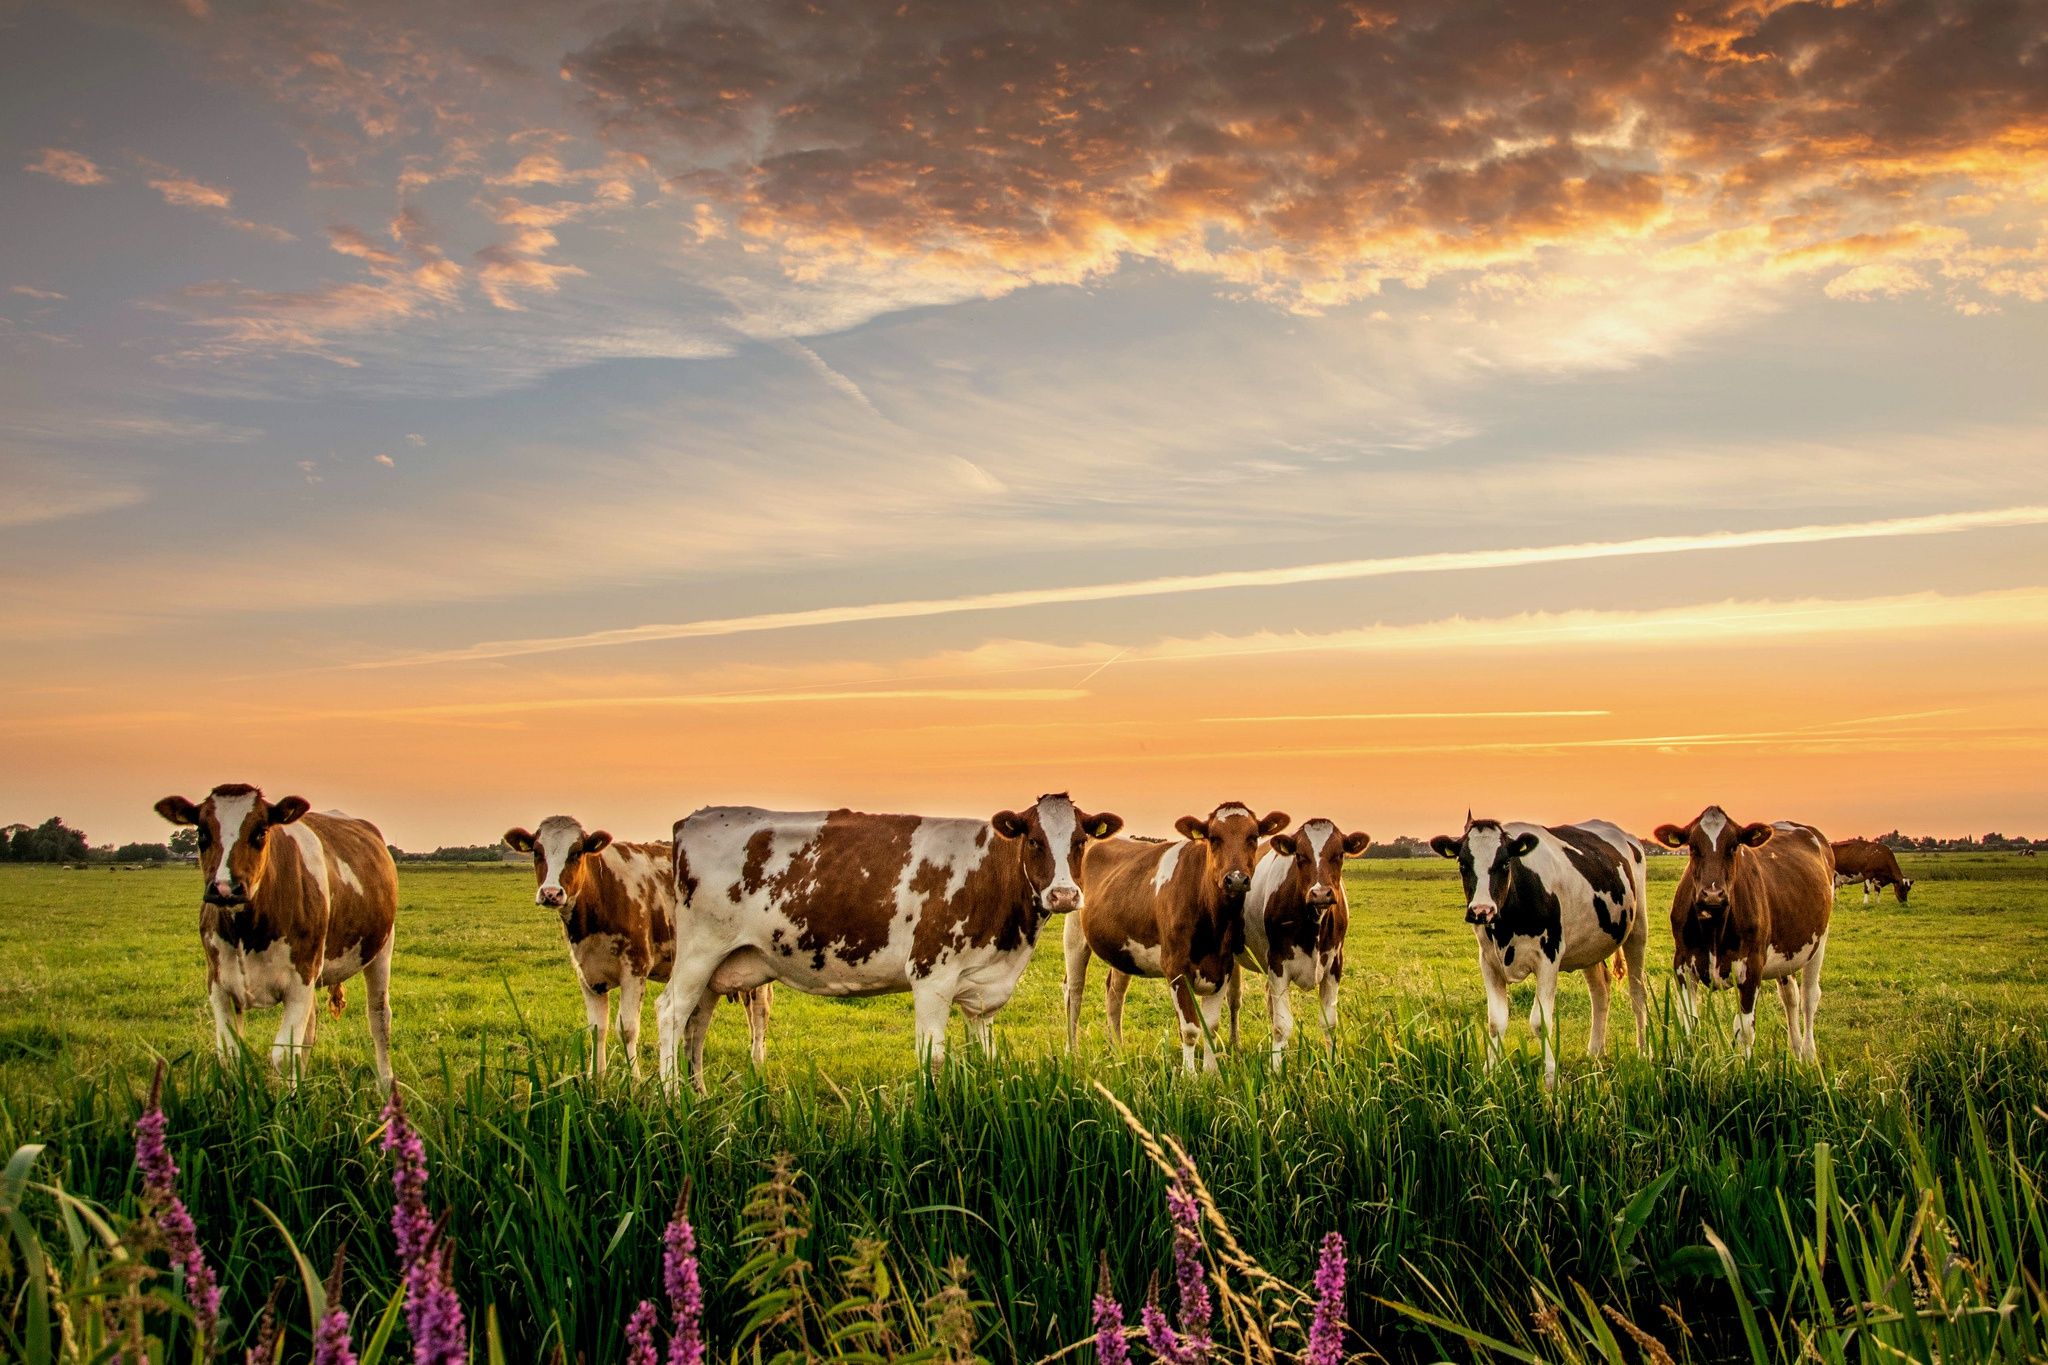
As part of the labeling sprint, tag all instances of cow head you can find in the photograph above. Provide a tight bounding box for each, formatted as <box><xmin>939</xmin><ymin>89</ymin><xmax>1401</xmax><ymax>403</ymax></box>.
<box><xmin>1176</xmin><ymin>803</ymin><xmax>1290</xmax><ymax>902</ymax></box>
<box><xmin>990</xmin><ymin>792</ymin><xmax>1121</xmax><ymax>914</ymax></box>
<box><xmin>1429</xmin><ymin>817</ymin><xmax>1540</xmax><ymax>926</ymax></box>
<box><xmin>1895</xmin><ymin>877</ymin><xmax>1914</xmax><ymax>904</ymax></box>
<box><xmin>504</xmin><ymin>815</ymin><xmax>612</xmax><ymax>911</ymax></box>
<box><xmin>1268</xmin><ymin>819</ymin><xmax>1371</xmax><ymax>918</ymax></box>
<box><xmin>1654</xmin><ymin>806</ymin><xmax>1772</xmax><ymax>921</ymax></box>
<box><xmin>155</xmin><ymin>784</ymin><xmax>311</xmax><ymax>908</ymax></box>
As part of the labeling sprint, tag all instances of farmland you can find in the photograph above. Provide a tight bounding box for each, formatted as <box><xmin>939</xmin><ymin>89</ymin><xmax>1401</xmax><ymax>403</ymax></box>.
<box><xmin>1</xmin><ymin>852</ymin><xmax>2045</xmax><ymax>1361</ymax></box>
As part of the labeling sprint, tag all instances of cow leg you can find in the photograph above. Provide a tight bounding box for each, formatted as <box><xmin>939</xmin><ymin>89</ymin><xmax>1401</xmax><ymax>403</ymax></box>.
<box><xmin>1673</xmin><ymin>968</ymin><xmax>1700</xmax><ymax>1037</ymax></box>
<box><xmin>301</xmin><ymin>999</ymin><xmax>319</xmax><ymax>1050</ymax></box>
<box><xmin>617</xmin><ymin>974</ymin><xmax>647</xmax><ymax>1080</ymax></box>
<box><xmin>1480</xmin><ymin>962</ymin><xmax>1510</xmax><ymax>1067</ymax></box>
<box><xmin>1800</xmin><ymin>939</ymin><xmax>1826</xmax><ymax>1063</ymax></box>
<box><xmin>1533</xmin><ymin>958</ymin><xmax>1562</xmax><ymax>1088</ymax></box>
<box><xmin>744</xmin><ymin>985</ymin><xmax>771</xmax><ymax>1071</ymax></box>
<box><xmin>581</xmin><ymin>983</ymin><xmax>612</xmax><ymax>1079</ymax></box>
<box><xmin>363</xmin><ymin>937</ymin><xmax>394</xmax><ymax>1094</ymax></box>
<box><xmin>1733</xmin><ymin>974</ymin><xmax>1760</xmax><ymax>1057</ymax></box>
<box><xmin>272</xmin><ymin>978</ymin><xmax>316</xmax><ymax>1084</ymax></box>
<box><xmin>1317</xmin><ymin>967</ymin><xmax>1340</xmax><ymax>1045</ymax></box>
<box><xmin>1104</xmin><ymin>970</ymin><xmax>1131</xmax><ymax>1048</ymax></box>
<box><xmin>1226</xmin><ymin>964</ymin><xmax>1241</xmax><ymax>1051</ymax></box>
<box><xmin>1061</xmin><ymin>913</ymin><xmax>1091</xmax><ymax>1052</ymax></box>
<box><xmin>683</xmin><ymin>989</ymin><xmax>719</xmax><ymax>1085</ymax></box>
<box><xmin>1624</xmin><ymin>922</ymin><xmax>1651</xmax><ymax>1059</ymax></box>
<box><xmin>1193</xmin><ymin>982</ymin><xmax>1229</xmax><ymax>1074</ymax></box>
<box><xmin>1266</xmin><ymin>971</ymin><xmax>1294</xmax><ymax>1070</ymax></box>
<box><xmin>912</xmin><ymin>985</ymin><xmax>952</xmax><ymax>1073</ymax></box>
<box><xmin>209</xmin><ymin>984</ymin><xmax>243</xmax><ymax>1064</ymax></box>
<box><xmin>1584</xmin><ymin>960</ymin><xmax>1611</xmax><ymax>1058</ymax></box>
<box><xmin>655</xmin><ymin>961</ymin><xmax>719</xmax><ymax>1093</ymax></box>
<box><xmin>964</xmin><ymin>1008</ymin><xmax>996</xmax><ymax>1058</ymax></box>
<box><xmin>1776</xmin><ymin>977</ymin><xmax>1804</xmax><ymax>1058</ymax></box>
<box><xmin>1862</xmin><ymin>879</ymin><xmax>1873</xmax><ymax>906</ymax></box>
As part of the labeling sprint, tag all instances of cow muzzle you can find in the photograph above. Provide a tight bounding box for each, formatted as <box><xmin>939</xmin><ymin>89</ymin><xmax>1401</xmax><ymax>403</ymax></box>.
<box><xmin>1465</xmin><ymin>902</ymin><xmax>1497</xmax><ymax>925</ymax></box>
<box><xmin>1307</xmin><ymin>886</ymin><xmax>1337</xmax><ymax>910</ymax></box>
<box><xmin>1041</xmin><ymin>886</ymin><xmax>1081</xmax><ymax>914</ymax></box>
<box><xmin>206</xmin><ymin>880</ymin><xmax>248</xmax><ymax>907</ymax></box>
<box><xmin>1223</xmin><ymin>870</ymin><xmax>1251</xmax><ymax>897</ymax></box>
<box><xmin>1695</xmin><ymin>886</ymin><xmax>1729</xmax><ymax>912</ymax></box>
<box><xmin>537</xmin><ymin>887</ymin><xmax>568</xmax><ymax>909</ymax></box>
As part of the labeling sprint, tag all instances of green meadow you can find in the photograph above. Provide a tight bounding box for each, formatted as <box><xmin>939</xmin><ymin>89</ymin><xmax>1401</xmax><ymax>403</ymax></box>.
<box><xmin>1</xmin><ymin>852</ymin><xmax>2044</xmax><ymax>1361</ymax></box>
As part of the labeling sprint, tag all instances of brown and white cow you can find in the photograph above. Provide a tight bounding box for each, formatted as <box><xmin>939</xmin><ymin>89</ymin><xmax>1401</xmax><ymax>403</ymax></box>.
<box><xmin>1429</xmin><ymin>817</ymin><xmax>1649</xmax><ymax>1086</ymax></box>
<box><xmin>1064</xmin><ymin>803</ymin><xmax>1289</xmax><ymax>1072</ymax></box>
<box><xmin>660</xmin><ymin>793</ymin><xmax>1121</xmax><ymax>1089</ymax></box>
<box><xmin>155</xmin><ymin>784</ymin><xmax>396</xmax><ymax>1089</ymax></box>
<box><xmin>1830</xmin><ymin>838</ymin><xmax>1913</xmax><ymax>905</ymax></box>
<box><xmin>1230</xmin><ymin>820</ymin><xmax>1370</xmax><ymax>1065</ymax></box>
<box><xmin>1654</xmin><ymin>807</ymin><xmax>1833</xmax><ymax>1061</ymax></box>
<box><xmin>503</xmin><ymin>816</ymin><xmax>770</xmax><ymax>1079</ymax></box>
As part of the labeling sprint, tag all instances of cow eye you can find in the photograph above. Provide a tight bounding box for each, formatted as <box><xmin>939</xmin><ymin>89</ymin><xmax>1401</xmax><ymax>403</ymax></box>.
<box><xmin>248</xmin><ymin>828</ymin><xmax>266</xmax><ymax>850</ymax></box>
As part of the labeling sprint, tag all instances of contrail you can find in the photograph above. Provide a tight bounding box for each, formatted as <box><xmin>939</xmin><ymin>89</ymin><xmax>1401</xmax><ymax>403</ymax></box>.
<box><xmin>351</xmin><ymin>503</ymin><xmax>2048</xmax><ymax>669</ymax></box>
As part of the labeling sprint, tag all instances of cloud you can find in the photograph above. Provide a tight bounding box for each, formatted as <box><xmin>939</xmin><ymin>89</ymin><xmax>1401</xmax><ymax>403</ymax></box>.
<box><xmin>373</xmin><ymin>452</ymin><xmax>395</xmax><ymax>467</ymax></box>
<box><xmin>561</xmin><ymin>0</ymin><xmax>2048</xmax><ymax>313</ymax></box>
<box><xmin>354</xmin><ymin>502</ymin><xmax>2048</xmax><ymax>668</ymax></box>
<box><xmin>10</xmin><ymin>286</ymin><xmax>67</xmax><ymax>301</ymax></box>
<box><xmin>0</xmin><ymin>449</ymin><xmax>146</xmax><ymax>527</ymax></box>
<box><xmin>145</xmin><ymin>170</ymin><xmax>297</xmax><ymax>239</ymax></box>
<box><xmin>405</xmin><ymin>433</ymin><xmax>426</xmax><ymax>446</ymax></box>
<box><xmin>1824</xmin><ymin>263</ymin><xmax>1932</xmax><ymax>300</ymax></box>
<box><xmin>25</xmin><ymin>148</ymin><xmax>107</xmax><ymax>185</ymax></box>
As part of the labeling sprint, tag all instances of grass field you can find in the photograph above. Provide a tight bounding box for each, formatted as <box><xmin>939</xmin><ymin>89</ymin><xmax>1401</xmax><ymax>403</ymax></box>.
<box><xmin>1</xmin><ymin>851</ymin><xmax>2045</xmax><ymax>1362</ymax></box>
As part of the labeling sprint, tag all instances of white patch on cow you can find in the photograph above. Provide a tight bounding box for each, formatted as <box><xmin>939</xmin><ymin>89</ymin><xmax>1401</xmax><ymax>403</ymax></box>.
<box><xmin>321</xmin><ymin>941</ymin><xmax>365</xmax><ymax>986</ymax></box>
<box><xmin>278</xmin><ymin>822</ymin><xmax>330</xmax><ymax>907</ymax></box>
<box><xmin>1463</xmin><ymin>826</ymin><xmax>1505</xmax><ymax>914</ymax></box>
<box><xmin>333</xmin><ymin>857</ymin><xmax>364</xmax><ymax>894</ymax></box>
<box><xmin>1118</xmin><ymin>937</ymin><xmax>1164</xmax><ymax>976</ymax></box>
<box><xmin>1728</xmin><ymin>958</ymin><xmax>1748</xmax><ymax>986</ymax></box>
<box><xmin>1301</xmin><ymin>819</ymin><xmax>1339</xmax><ymax>895</ymax></box>
<box><xmin>210</xmin><ymin>790</ymin><xmax>257</xmax><ymax>889</ymax></box>
<box><xmin>1700</xmin><ymin>808</ymin><xmax>1729</xmax><ymax>845</ymax></box>
<box><xmin>1036</xmin><ymin>795</ymin><xmax>1082</xmax><ymax>899</ymax></box>
<box><xmin>1152</xmin><ymin>840</ymin><xmax>1185</xmax><ymax>892</ymax></box>
<box><xmin>1762</xmin><ymin>934</ymin><xmax>1821</xmax><ymax>980</ymax></box>
<box><xmin>210</xmin><ymin>933</ymin><xmax>301</xmax><ymax>1010</ymax></box>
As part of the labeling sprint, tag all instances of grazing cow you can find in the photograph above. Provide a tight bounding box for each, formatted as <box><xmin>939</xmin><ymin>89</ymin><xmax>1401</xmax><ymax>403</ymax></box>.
<box><xmin>503</xmin><ymin>816</ymin><xmax>771</xmax><ymax>1079</ymax></box>
<box><xmin>1654</xmin><ymin>807</ymin><xmax>1833</xmax><ymax>1061</ymax></box>
<box><xmin>1065</xmin><ymin>803</ymin><xmax>1289</xmax><ymax>1072</ymax></box>
<box><xmin>154</xmin><ymin>784</ymin><xmax>396</xmax><ymax>1089</ymax></box>
<box><xmin>662</xmin><ymin>793</ymin><xmax>1122</xmax><ymax>1089</ymax></box>
<box><xmin>1429</xmin><ymin>816</ymin><xmax>1649</xmax><ymax>1086</ymax></box>
<box><xmin>1830</xmin><ymin>838</ymin><xmax>1913</xmax><ymax>905</ymax></box>
<box><xmin>1232</xmin><ymin>819</ymin><xmax>1371</xmax><ymax>1065</ymax></box>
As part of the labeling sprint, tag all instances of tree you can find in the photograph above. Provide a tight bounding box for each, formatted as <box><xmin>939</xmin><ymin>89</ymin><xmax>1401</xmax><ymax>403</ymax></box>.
<box><xmin>7</xmin><ymin>817</ymin><xmax>89</xmax><ymax>863</ymax></box>
<box><xmin>168</xmin><ymin>828</ymin><xmax>199</xmax><ymax>859</ymax></box>
<box><xmin>114</xmin><ymin>842</ymin><xmax>172</xmax><ymax>863</ymax></box>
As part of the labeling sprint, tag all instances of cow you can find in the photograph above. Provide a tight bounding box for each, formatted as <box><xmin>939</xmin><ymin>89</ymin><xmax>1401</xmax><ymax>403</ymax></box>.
<box><xmin>660</xmin><ymin>793</ymin><xmax>1122</xmax><ymax>1090</ymax></box>
<box><xmin>1654</xmin><ymin>807</ymin><xmax>1833</xmax><ymax>1061</ymax></box>
<box><xmin>1230</xmin><ymin>819</ymin><xmax>1371</xmax><ymax>1065</ymax></box>
<box><xmin>1429</xmin><ymin>816</ymin><xmax>1649</xmax><ymax>1087</ymax></box>
<box><xmin>1830</xmin><ymin>838</ymin><xmax>1913</xmax><ymax>905</ymax></box>
<box><xmin>154</xmin><ymin>784</ymin><xmax>396</xmax><ymax>1090</ymax></box>
<box><xmin>1064</xmin><ymin>803</ymin><xmax>1289</xmax><ymax>1072</ymax></box>
<box><xmin>503</xmin><ymin>816</ymin><xmax>771</xmax><ymax>1079</ymax></box>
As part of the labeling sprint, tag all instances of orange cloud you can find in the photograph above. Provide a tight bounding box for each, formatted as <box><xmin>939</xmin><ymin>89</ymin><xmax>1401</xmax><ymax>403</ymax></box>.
<box><xmin>25</xmin><ymin>148</ymin><xmax>107</xmax><ymax>186</ymax></box>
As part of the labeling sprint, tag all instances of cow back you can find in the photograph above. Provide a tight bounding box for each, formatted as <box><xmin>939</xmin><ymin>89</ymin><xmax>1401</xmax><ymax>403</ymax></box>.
<box><xmin>297</xmin><ymin>811</ymin><xmax>396</xmax><ymax>967</ymax></box>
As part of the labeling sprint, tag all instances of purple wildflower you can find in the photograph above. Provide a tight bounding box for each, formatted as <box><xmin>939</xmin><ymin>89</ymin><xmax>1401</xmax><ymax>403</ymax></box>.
<box><xmin>1165</xmin><ymin>1163</ymin><xmax>1212</xmax><ymax>1345</ymax></box>
<box><xmin>134</xmin><ymin>1085</ymin><xmax>221</xmax><ymax>1348</ymax></box>
<box><xmin>1306</xmin><ymin>1231</ymin><xmax>1346</xmax><ymax>1365</ymax></box>
<box><xmin>1092</xmin><ymin>1263</ymin><xmax>1131</xmax><ymax>1365</ymax></box>
<box><xmin>662</xmin><ymin>1191</ymin><xmax>705</xmax><ymax>1365</ymax></box>
<box><xmin>624</xmin><ymin>1300</ymin><xmax>661</xmax><ymax>1365</ymax></box>
<box><xmin>381</xmin><ymin>1093</ymin><xmax>467</xmax><ymax>1365</ymax></box>
<box><xmin>312</xmin><ymin>1308</ymin><xmax>358</xmax><ymax>1365</ymax></box>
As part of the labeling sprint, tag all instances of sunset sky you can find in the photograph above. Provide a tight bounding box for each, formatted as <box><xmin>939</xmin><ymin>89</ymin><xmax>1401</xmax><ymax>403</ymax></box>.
<box><xmin>5</xmin><ymin>0</ymin><xmax>2046</xmax><ymax>849</ymax></box>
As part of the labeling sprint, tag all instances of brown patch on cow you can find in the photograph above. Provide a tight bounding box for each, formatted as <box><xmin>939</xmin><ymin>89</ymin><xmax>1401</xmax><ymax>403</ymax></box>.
<box><xmin>765</xmin><ymin>811</ymin><xmax>915</xmax><ymax>972</ymax></box>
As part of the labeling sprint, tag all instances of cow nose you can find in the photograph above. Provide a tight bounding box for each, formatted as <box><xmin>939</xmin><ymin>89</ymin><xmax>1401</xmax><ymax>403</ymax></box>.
<box><xmin>1465</xmin><ymin>903</ymin><xmax>1496</xmax><ymax>925</ymax></box>
<box><xmin>1223</xmin><ymin>870</ymin><xmax>1251</xmax><ymax>896</ymax></box>
<box><xmin>1042</xmin><ymin>886</ymin><xmax>1081</xmax><ymax>914</ymax></box>
<box><xmin>1307</xmin><ymin>886</ymin><xmax>1336</xmax><ymax>909</ymax></box>
<box><xmin>538</xmin><ymin>887</ymin><xmax>566</xmax><ymax>908</ymax></box>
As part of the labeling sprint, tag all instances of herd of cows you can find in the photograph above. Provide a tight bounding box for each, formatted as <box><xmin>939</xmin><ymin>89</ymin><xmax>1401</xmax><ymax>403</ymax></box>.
<box><xmin>148</xmin><ymin>784</ymin><xmax>1918</xmax><ymax>1092</ymax></box>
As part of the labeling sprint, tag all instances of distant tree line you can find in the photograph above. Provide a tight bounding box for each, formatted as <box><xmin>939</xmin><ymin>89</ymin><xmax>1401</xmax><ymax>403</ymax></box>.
<box><xmin>1870</xmin><ymin>830</ymin><xmax>2046</xmax><ymax>852</ymax></box>
<box><xmin>389</xmin><ymin>843</ymin><xmax>515</xmax><ymax>863</ymax></box>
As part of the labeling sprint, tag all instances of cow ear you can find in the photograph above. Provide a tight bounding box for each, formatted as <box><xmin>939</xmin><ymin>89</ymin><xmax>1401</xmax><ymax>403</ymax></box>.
<box><xmin>1653</xmin><ymin>824</ymin><xmax>1689</xmax><ymax>849</ymax></box>
<box><xmin>1175</xmin><ymin>816</ymin><xmax>1208</xmax><ymax>841</ymax></box>
<box><xmin>1268</xmin><ymin>833</ymin><xmax>1297</xmax><ymax>858</ymax></box>
<box><xmin>1343</xmin><ymin>831</ymin><xmax>1373</xmax><ymax>856</ymax></box>
<box><xmin>155</xmin><ymin>796</ymin><xmax>201</xmax><ymax>827</ymax></box>
<box><xmin>1258</xmin><ymin>810</ymin><xmax>1291</xmax><ymax>836</ymax></box>
<box><xmin>1429</xmin><ymin>835</ymin><xmax>1461</xmax><ymax>859</ymax></box>
<box><xmin>1738</xmin><ymin>822</ymin><xmax>1774</xmax><ymax>848</ymax></box>
<box><xmin>267</xmin><ymin>796</ymin><xmax>310</xmax><ymax>825</ymax></box>
<box><xmin>1510</xmin><ymin>832</ymin><xmax>1541</xmax><ymax>858</ymax></box>
<box><xmin>990</xmin><ymin>811</ymin><xmax>1029</xmax><ymax>839</ymax></box>
<box><xmin>581</xmin><ymin>830</ymin><xmax>613</xmax><ymax>855</ymax></box>
<box><xmin>1082</xmin><ymin>812</ymin><xmax>1123</xmax><ymax>840</ymax></box>
<box><xmin>504</xmin><ymin>827</ymin><xmax>537</xmax><ymax>854</ymax></box>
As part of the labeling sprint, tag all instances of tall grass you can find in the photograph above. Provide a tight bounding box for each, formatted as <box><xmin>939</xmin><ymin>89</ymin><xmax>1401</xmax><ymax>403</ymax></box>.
<box><xmin>2</xmin><ymin>1004</ymin><xmax>2044</xmax><ymax>1361</ymax></box>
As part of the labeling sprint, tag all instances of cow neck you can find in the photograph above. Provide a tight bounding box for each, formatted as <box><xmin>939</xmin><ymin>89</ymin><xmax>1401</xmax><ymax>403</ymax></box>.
<box><xmin>1265</xmin><ymin>860</ymin><xmax>1317</xmax><ymax>948</ymax></box>
<box><xmin>983</xmin><ymin>837</ymin><xmax>1043</xmax><ymax>942</ymax></box>
<box><xmin>1478</xmin><ymin>858</ymin><xmax>1547</xmax><ymax>948</ymax></box>
<box><xmin>1181</xmin><ymin>847</ymin><xmax>1248</xmax><ymax>952</ymax></box>
<box><xmin>213</xmin><ymin>837</ymin><xmax>305</xmax><ymax>952</ymax></box>
<box><xmin>564</xmin><ymin>854</ymin><xmax>611</xmax><ymax>941</ymax></box>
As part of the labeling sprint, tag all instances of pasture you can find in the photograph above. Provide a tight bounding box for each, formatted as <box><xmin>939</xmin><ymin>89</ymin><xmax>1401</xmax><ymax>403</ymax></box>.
<box><xmin>1</xmin><ymin>851</ymin><xmax>2045</xmax><ymax>1361</ymax></box>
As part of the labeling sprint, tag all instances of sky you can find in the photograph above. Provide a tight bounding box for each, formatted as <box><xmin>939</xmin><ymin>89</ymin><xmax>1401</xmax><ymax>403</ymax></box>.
<box><xmin>4</xmin><ymin>0</ymin><xmax>2046</xmax><ymax>849</ymax></box>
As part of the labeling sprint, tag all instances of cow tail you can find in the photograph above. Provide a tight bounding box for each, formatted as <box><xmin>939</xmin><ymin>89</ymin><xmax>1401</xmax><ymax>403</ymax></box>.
<box><xmin>327</xmin><ymin>981</ymin><xmax>348</xmax><ymax>1017</ymax></box>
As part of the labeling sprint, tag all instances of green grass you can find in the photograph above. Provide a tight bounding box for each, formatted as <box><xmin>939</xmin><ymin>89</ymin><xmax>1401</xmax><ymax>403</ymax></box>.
<box><xmin>0</xmin><ymin>853</ymin><xmax>2044</xmax><ymax>1361</ymax></box>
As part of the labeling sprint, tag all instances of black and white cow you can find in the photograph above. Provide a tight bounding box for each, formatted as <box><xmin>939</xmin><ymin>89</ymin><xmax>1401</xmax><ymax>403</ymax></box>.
<box><xmin>1430</xmin><ymin>816</ymin><xmax>1649</xmax><ymax>1085</ymax></box>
